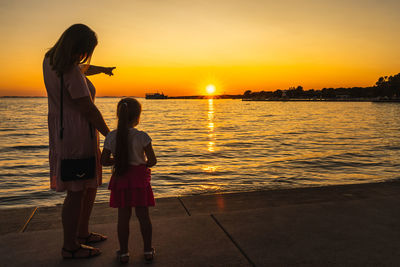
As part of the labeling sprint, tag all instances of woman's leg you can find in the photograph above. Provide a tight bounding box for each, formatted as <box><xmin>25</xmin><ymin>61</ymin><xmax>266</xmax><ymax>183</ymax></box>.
<box><xmin>118</xmin><ymin>207</ymin><xmax>132</xmax><ymax>253</ymax></box>
<box><xmin>61</xmin><ymin>189</ymin><xmax>100</xmax><ymax>258</ymax></box>
<box><xmin>78</xmin><ymin>187</ymin><xmax>96</xmax><ymax>238</ymax></box>
<box><xmin>135</xmin><ymin>207</ymin><xmax>152</xmax><ymax>252</ymax></box>
<box><xmin>62</xmin><ymin>190</ymin><xmax>84</xmax><ymax>250</ymax></box>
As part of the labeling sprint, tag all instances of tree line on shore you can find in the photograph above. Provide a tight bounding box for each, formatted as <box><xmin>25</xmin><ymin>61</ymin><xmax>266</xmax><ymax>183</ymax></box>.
<box><xmin>243</xmin><ymin>73</ymin><xmax>400</xmax><ymax>100</ymax></box>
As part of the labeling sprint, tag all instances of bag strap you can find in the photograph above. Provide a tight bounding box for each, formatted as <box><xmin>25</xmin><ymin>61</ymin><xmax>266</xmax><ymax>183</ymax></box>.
<box><xmin>60</xmin><ymin>73</ymin><xmax>64</xmax><ymax>139</ymax></box>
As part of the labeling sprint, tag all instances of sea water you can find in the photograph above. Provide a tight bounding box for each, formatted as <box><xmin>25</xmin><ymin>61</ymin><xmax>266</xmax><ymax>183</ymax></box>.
<box><xmin>1</xmin><ymin>98</ymin><xmax>400</xmax><ymax>208</ymax></box>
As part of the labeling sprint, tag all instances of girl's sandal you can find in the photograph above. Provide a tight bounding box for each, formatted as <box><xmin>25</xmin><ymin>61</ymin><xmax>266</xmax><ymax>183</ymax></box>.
<box><xmin>62</xmin><ymin>244</ymin><xmax>101</xmax><ymax>259</ymax></box>
<box><xmin>116</xmin><ymin>250</ymin><xmax>130</xmax><ymax>264</ymax></box>
<box><xmin>144</xmin><ymin>248</ymin><xmax>155</xmax><ymax>262</ymax></box>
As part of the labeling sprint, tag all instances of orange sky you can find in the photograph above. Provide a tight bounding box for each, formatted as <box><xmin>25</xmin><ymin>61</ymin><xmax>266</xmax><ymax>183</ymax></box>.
<box><xmin>0</xmin><ymin>0</ymin><xmax>399</xmax><ymax>96</ymax></box>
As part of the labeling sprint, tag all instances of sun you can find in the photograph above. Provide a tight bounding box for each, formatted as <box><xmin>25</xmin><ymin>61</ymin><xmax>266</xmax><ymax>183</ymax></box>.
<box><xmin>206</xmin><ymin>84</ymin><xmax>216</xmax><ymax>94</ymax></box>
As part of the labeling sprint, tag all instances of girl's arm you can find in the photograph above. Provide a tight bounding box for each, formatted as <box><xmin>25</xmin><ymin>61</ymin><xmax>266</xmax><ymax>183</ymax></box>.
<box><xmin>144</xmin><ymin>143</ymin><xmax>157</xmax><ymax>168</ymax></box>
<box><xmin>101</xmin><ymin>148</ymin><xmax>115</xmax><ymax>166</ymax></box>
<box><xmin>80</xmin><ymin>64</ymin><xmax>116</xmax><ymax>76</ymax></box>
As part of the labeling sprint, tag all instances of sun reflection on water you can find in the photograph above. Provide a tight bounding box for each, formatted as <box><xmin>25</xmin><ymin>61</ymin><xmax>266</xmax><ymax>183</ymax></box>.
<box><xmin>207</xmin><ymin>99</ymin><xmax>215</xmax><ymax>153</ymax></box>
<box><xmin>203</xmin><ymin>98</ymin><xmax>219</xmax><ymax>174</ymax></box>
<box><xmin>207</xmin><ymin>141</ymin><xmax>215</xmax><ymax>152</ymax></box>
<box><xmin>202</xmin><ymin>165</ymin><xmax>217</xmax><ymax>172</ymax></box>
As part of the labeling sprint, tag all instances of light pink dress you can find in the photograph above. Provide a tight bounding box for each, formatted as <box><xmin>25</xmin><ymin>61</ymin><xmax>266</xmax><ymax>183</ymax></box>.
<box><xmin>43</xmin><ymin>57</ymin><xmax>102</xmax><ymax>192</ymax></box>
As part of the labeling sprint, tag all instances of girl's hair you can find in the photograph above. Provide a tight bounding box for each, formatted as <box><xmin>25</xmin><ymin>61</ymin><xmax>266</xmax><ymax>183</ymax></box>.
<box><xmin>45</xmin><ymin>24</ymin><xmax>97</xmax><ymax>75</ymax></box>
<box><xmin>114</xmin><ymin>98</ymin><xmax>142</xmax><ymax>176</ymax></box>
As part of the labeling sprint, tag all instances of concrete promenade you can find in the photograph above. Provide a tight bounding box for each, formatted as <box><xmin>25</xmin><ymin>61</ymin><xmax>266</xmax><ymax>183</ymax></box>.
<box><xmin>1</xmin><ymin>181</ymin><xmax>400</xmax><ymax>266</ymax></box>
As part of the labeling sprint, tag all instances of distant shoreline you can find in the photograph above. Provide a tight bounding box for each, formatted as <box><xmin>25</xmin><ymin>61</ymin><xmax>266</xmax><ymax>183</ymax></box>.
<box><xmin>0</xmin><ymin>95</ymin><xmax>242</xmax><ymax>99</ymax></box>
<box><xmin>242</xmin><ymin>98</ymin><xmax>400</xmax><ymax>103</ymax></box>
<box><xmin>2</xmin><ymin>95</ymin><xmax>400</xmax><ymax>103</ymax></box>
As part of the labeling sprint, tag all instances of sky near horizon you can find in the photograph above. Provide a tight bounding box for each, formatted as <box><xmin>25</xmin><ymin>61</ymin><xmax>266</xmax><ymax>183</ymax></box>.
<box><xmin>0</xmin><ymin>0</ymin><xmax>399</xmax><ymax>97</ymax></box>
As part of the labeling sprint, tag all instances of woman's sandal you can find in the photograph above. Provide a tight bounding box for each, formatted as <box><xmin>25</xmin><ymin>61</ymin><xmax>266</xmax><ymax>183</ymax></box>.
<box><xmin>78</xmin><ymin>232</ymin><xmax>108</xmax><ymax>244</ymax></box>
<box><xmin>116</xmin><ymin>250</ymin><xmax>130</xmax><ymax>264</ymax></box>
<box><xmin>62</xmin><ymin>244</ymin><xmax>101</xmax><ymax>259</ymax></box>
<box><xmin>144</xmin><ymin>248</ymin><xmax>155</xmax><ymax>262</ymax></box>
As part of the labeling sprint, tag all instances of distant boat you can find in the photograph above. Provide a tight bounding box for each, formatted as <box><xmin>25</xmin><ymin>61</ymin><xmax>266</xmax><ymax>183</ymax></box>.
<box><xmin>145</xmin><ymin>92</ymin><xmax>168</xmax><ymax>99</ymax></box>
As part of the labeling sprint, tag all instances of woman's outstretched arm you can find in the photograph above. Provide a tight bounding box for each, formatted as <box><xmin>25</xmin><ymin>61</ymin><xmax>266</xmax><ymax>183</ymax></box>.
<box><xmin>80</xmin><ymin>65</ymin><xmax>116</xmax><ymax>76</ymax></box>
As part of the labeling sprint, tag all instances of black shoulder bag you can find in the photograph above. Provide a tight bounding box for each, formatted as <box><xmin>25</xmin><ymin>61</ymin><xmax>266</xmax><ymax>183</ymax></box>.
<box><xmin>59</xmin><ymin>73</ymin><xmax>96</xmax><ymax>181</ymax></box>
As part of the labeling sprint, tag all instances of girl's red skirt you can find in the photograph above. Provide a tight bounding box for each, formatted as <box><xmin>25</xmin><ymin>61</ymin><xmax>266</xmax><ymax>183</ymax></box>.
<box><xmin>108</xmin><ymin>165</ymin><xmax>155</xmax><ymax>208</ymax></box>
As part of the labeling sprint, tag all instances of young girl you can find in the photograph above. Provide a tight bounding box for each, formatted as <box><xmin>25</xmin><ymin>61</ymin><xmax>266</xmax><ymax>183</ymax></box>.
<box><xmin>101</xmin><ymin>98</ymin><xmax>157</xmax><ymax>264</ymax></box>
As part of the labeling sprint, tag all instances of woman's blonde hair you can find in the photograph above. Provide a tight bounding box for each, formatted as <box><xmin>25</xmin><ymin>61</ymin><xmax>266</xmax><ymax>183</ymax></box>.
<box><xmin>45</xmin><ymin>24</ymin><xmax>97</xmax><ymax>75</ymax></box>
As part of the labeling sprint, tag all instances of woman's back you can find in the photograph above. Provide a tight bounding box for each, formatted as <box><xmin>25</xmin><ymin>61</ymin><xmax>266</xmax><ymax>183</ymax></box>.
<box><xmin>43</xmin><ymin>56</ymin><xmax>97</xmax><ymax>162</ymax></box>
<box><xmin>43</xmin><ymin>57</ymin><xmax>95</xmax><ymax>115</ymax></box>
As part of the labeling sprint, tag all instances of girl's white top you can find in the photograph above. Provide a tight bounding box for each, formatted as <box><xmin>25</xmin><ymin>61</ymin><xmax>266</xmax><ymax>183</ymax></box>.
<box><xmin>104</xmin><ymin>128</ymin><xmax>152</xmax><ymax>165</ymax></box>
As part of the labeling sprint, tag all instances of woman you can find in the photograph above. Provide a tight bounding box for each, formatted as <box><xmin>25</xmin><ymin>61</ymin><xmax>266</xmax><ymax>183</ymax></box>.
<box><xmin>43</xmin><ymin>24</ymin><xmax>114</xmax><ymax>258</ymax></box>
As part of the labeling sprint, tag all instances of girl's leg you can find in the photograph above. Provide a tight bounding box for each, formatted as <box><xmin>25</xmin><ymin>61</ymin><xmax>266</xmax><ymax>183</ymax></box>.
<box><xmin>62</xmin><ymin>190</ymin><xmax>83</xmax><ymax>250</ymax></box>
<box><xmin>135</xmin><ymin>206</ymin><xmax>152</xmax><ymax>252</ymax></box>
<box><xmin>118</xmin><ymin>207</ymin><xmax>132</xmax><ymax>253</ymax></box>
